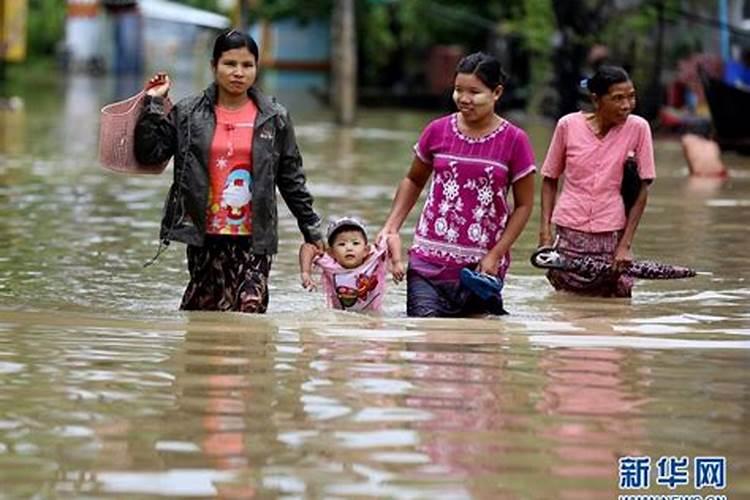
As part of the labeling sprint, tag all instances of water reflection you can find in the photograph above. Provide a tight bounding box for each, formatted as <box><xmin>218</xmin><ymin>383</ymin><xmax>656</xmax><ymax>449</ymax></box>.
<box><xmin>0</xmin><ymin>74</ymin><xmax>748</xmax><ymax>497</ymax></box>
<box><xmin>401</xmin><ymin>342</ymin><xmax>524</xmax><ymax>498</ymax></box>
<box><xmin>0</xmin><ymin>309</ymin><xmax>748</xmax><ymax>497</ymax></box>
<box><xmin>168</xmin><ymin>318</ymin><xmax>281</xmax><ymax>497</ymax></box>
<box><xmin>538</xmin><ymin>348</ymin><xmax>647</xmax><ymax>498</ymax></box>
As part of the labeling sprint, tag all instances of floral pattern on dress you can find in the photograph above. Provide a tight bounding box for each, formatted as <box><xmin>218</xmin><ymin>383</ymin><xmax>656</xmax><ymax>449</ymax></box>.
<box><xmin>418</xmin><ymin>161</ymin><xmax>466</xmax><ymax>242</ymax></box>
<box><xmin>410</xmin><ymin>114</ymin><xmax>536</xmax><ymax>272</ymax></box>
<box><xmin>414</xmin><ymin>161</ymin><xmax>505</xmax><ymax>263</ymax></box>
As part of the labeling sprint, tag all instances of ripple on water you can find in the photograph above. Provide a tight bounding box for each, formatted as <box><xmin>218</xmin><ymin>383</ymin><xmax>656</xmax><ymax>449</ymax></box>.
<box><xmin>2</xmin><ymin>90</ymin><xmax>750</xmax><ymax>498</ymax></box>
<box><xmin>95</xmin><ymin>470</ymin><xmax>237</xmax><ymax>496</ymax></box>
<box><xmin>529</xmin><ymin>334</ymin><xmax>750</xmax><ymax>350</ymax></box>
<box><xmin>0</xmin><ymin>361</ymin><xmax>25</xmax><ymax>374</ymax></box>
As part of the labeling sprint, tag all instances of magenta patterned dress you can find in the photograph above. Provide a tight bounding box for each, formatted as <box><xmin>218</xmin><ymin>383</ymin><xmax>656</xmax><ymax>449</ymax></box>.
<box><xmin>411</xmin><ymin>113</ymin><xmax>536</xmax><ymax>279</ymax></box>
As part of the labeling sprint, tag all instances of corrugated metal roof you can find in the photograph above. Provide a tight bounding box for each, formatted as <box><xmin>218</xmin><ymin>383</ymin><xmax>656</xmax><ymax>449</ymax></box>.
<box><xmin>139</xmin><ymin>0</ymin><xmax>230</xmax><ymax>29</ymax></box>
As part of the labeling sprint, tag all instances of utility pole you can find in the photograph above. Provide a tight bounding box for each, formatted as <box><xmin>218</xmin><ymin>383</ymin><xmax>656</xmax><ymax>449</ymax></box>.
<box><xmin>641</xmin><ymin>0</ymin><xmax>665</xmax><ymax>122</ymax></box>
<box><xmin>1</xmin><ymin>0</ymin><xmax>7</xmax><ymax>84</ymax></box>
<box><xmin>331</xmin><ymin>0</ymin><xmax>356</xmax><ymax>125</ymax></box>
<box><xmin>237</xmin><ymin>0</ymin><xmax>248</xmax><ymax>31</ymax></box>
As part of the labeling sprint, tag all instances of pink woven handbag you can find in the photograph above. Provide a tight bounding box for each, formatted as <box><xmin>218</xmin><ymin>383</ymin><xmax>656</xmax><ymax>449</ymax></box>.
<box><xmin>98</xmin><ymin>90</ymin><xmax>173</xmax><ymax>174</ymax></box>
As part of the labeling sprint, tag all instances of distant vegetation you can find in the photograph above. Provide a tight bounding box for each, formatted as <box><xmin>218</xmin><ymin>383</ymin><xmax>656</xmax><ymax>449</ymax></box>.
<box><xmin>17</xmin><ymin>0</ymin><xmax>715</xmax><ymax>115</ymax></box>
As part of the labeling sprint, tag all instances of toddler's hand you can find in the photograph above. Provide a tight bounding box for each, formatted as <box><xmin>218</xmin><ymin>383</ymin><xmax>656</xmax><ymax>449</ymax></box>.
<box><xmin>301</xmin><ymin>272</ymin><xmax>316</xmax><ymax>291</ymax></box>
<box><xmin>391</xmin><ymin>260</ymin><xmax>405</xmax><ymax>284</ymax></box>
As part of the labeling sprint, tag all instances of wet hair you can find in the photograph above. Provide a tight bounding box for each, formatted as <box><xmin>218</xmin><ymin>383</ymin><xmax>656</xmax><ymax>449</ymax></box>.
<box><xmin>455</xmin><ymin>52</ymin><xmax>507</xmax><ymax>89</ymax></box>
<box><xmin>584</xmin><ymin>65</ymin><xmax>630</xmax><ymax>96</ymax></box>
<box><xmin>328</xmin><ymin>224</ymin><xmax>367</xmax><ymax>246</ymax></box>
<box><xmin>211</xmin><ymin>29</ymin><xmax>259</xmax><ymax>67</ymax></box>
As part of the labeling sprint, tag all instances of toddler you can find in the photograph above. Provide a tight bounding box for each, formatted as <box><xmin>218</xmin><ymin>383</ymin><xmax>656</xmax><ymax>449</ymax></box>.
<box><xmin>299</xmin><ymin>217</ymin><xmax>404</xmax><ymax>312</ymax></box>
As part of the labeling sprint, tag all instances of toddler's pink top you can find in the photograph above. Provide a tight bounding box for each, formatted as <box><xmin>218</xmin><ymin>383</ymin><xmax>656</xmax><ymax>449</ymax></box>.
<box><xmin>411</xmin><ymin>113</ymin><xmax>536</xmax><ymax>278</ymax></box>
<box><xmin>314</xmin><ymin>243</ymin><xmax>388</xmax><ymax>313</ymax></box>
<box><xmin>541</xmin><ymin>112</ymin><xmax>656</xmax><ymax>233</ymax></box>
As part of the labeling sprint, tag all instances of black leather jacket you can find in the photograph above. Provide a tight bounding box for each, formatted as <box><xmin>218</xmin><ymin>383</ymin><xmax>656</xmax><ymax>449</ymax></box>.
<box><xmin>134</xmin><ymin>84</ymin><xmax>321</xmax><ymax>254</ymax></box>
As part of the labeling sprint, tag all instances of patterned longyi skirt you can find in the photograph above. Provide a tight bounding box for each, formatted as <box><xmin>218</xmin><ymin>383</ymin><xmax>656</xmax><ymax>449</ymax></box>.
<box><xmin>180</xmin><ymin>235</ymin><xmax>272</xmax><ymax>313</ymax></box>
<box><xmin>546</xmin><ymin>226</ymin><xmax>635</xmax><ymax>298</ymax></box>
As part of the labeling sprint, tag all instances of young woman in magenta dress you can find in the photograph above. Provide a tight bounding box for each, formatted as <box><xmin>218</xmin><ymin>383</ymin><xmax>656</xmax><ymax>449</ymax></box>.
<box><xmin>380</xmin><ymin>52</ymin><xmax>536</xmax><ymax>317</ymax></box>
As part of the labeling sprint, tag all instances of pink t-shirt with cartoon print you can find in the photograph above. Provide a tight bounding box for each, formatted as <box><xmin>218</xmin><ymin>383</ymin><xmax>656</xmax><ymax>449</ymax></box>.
<box><xmin>314</xmin><ymin>242</ymin><xmax>388</xmax><ymax>312</ymax></box>
<box><xmin>206</xmin><ymin>101</ymin><xmax>258</xmax><ymax>235</ymax></box>
<box><xmin>411</xmin><ymin>113</ymin><xmax>536</xmax><ymax>278</ymax></box>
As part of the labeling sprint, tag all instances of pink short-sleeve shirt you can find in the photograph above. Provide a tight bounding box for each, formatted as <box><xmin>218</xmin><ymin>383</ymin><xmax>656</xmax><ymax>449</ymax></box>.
<box><xmin>541</xmin><ymin>112</ymin><xmax>656</xmax><ymax>233</ymax></box>
<box><xmin>411</xmin><ymin>113</ymin><xmax>536</xmax><ymax>278</ymax></box>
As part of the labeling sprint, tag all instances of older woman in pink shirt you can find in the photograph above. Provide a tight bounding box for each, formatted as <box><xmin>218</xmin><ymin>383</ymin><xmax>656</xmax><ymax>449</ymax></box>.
<box><xmin>539</xmin><ymin>65</ymin><xmax>656</xmax><ymax>297</ymax></box>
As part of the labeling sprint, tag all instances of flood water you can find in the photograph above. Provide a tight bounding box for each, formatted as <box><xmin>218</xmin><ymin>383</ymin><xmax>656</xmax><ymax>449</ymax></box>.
<box><xmin>1</xmin><ymin>74</ymin><xmax>748</xmax><ymax>499</ymax></box>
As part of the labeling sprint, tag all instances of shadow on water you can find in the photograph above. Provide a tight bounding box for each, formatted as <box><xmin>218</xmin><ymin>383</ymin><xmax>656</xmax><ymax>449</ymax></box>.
<box><xmin>0</xmin><ymin>74</ymin><xmax>748</xmax><ymax>497</ymax></box>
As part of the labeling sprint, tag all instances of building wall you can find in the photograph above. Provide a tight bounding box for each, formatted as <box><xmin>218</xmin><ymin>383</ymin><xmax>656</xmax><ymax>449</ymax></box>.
<box><xmin>63</xmin><ymin>0</ymin><xmax>227</xmax><ymax>76</ymax></box>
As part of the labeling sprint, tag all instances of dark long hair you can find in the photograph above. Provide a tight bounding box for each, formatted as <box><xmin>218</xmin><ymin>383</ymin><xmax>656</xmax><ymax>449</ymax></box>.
<box><xmin>585</xmin><ymin>65</ymin><xmax>630</xmax><ymax>96</ymax></box>
<box><xmin>455</xmin><ymin>52</ymin><xmax>507</xmax><ymax>89</ymax></box>
<box><xmin>211</xmin><ymin>29</ymin><xmax>259</xmax><ymax>67</ymax></box>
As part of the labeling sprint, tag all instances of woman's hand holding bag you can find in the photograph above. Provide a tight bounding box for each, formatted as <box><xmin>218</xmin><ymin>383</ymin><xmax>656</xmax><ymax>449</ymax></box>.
<box><xmin>98</xmin><ymin>72</ymin><xmax>173</xmax><ymax>175</ymax></box>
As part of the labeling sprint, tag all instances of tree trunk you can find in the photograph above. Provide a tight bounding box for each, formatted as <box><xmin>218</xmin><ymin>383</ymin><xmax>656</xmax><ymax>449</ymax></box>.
<box><xmin>551</xmin><ymin>0</ymin><xmax>613</xmax><ymax>118</ymax></box>
<box><xmin>640</xmin><ymin>0</ymin><xmax>664</xmax><ymax>122</ymax></box>
<box><xmin>331</xmin><ymin>0</ymin><xmax>356</xmax><ymax>125</ymax></box>
<box><xmin>1</xmin><ymin>0</ymin><xmax>8</xmax><ymax>84</ymax></box>
<box><xmin>238</xmin><ymin>0</ymin><xmax>249</xmax><ymax>31</ymax></box>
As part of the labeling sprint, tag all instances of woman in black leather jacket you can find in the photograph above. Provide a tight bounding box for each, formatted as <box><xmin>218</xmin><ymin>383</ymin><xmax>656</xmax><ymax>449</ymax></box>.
<box><xmin>135</xmin><ymin>29</ymin><xmax>322</xmax><ymax>313</ymax></box>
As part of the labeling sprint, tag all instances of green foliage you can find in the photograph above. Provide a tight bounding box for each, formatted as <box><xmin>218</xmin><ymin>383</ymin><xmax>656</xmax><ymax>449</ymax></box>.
<box><xmin>359</xmin><ymin>3</ymin><xmax>397</xmax><ymax>82</ymax></box>
<box><xmin>26</xmin><ymin>0</ymin><xmax>66</xmax><ymax>57</ymax></box>
<box><xmin>502</xmin><ymin>0</ymin><xmax>556</xmax><ymax>92</ymax></box>
<box><xmin>513</xmin><ymin>0</ymin><xmax>555</xmax><ymax>56</ymax></box>
<box><xmin>396</xmin><ymin>0</ymin><xmax>523</xmax><ymax>50</ymax></box>
<box><xmin>594</xmin><ymin>1</ymin><xmax>713</xmax><ymax>87</ymax></box>
<box><xmin>232</xmin><ymin>0</ymin><xmax>562</xmax><ymax>94</ymax></box>
<box><xmin>255</xmin><ymin>0</ymin><xmax>333</xmax><ymax>21</ymax></box>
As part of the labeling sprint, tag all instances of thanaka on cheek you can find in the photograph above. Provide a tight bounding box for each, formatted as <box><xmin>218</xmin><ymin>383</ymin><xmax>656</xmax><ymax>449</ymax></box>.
<box><xmin>472</xmin><ymin>93</ymin><xmax>493</xmax><ymax>105</ymax></box>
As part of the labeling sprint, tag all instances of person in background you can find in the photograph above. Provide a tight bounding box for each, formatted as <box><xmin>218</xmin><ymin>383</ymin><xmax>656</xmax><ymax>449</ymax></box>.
<box><xmin>538</xmin><ymin>65</ymin><xmax>656</xmax><ymax>298</ymax></box>
<box><xmin>379</xmin><ymin>52</ymin><xmax>536</xmax><ymax>317</ymax></box>
<box><xmin>681</xmin><ymin>133</ymin><xmax>727</xmax><ymax>178</ymax></box>
<box><xmin>134</xmin><ymin>29</ymin><xmax>322</xmax><ymax>313</ymax></box>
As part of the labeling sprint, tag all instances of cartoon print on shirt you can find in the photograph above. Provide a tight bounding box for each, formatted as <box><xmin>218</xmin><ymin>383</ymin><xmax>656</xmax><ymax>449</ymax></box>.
<box><xmin>314</xmin><ymin>245</ymin><xmax>389</xmax><ymax>312</ymax></box>
<box><xmin>335</xmin><ymin>272</ymin><xmax>379</xmax><ymax>309</ymax></box>
<box><xmin>221</xmin><ymin>167</ymin><xmax>252</xmax><ymax>227</ymax></box>
<box><xmin>204</xmin><ymin>102</ymin><xmax>258</xmax><ymax>236</ymax></box>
